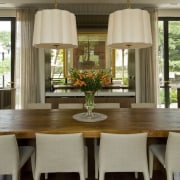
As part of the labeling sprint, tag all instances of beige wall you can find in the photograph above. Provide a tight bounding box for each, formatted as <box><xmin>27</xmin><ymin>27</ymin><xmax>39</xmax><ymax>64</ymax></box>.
<box><xmin>0</xmin><ymin>9</ymin><xmax>16</xmax><ymax>17</ymax></box>
<box><xmin>158</xmin><ymin>9</ymin><xmax>180</xmax><ymax>17</ymax></box>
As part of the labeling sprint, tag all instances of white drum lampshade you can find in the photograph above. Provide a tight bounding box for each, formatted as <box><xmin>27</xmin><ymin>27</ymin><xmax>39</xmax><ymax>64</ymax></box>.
<box><xmin>33</xmin><ymin>9</ymin><xmax>78</xmax><ymax>49</ymax></box>
<box><xmin>107</xmin><ymin>9</ymin><xmax>152</xmax><ymax>49</ymax></box>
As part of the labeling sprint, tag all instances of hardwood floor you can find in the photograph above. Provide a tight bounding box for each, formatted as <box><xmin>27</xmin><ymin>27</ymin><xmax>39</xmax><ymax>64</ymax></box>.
<box><xmin>21</xmin><ymin>170</ymin><xmax>166</xmax><ymax>180</ymax></box>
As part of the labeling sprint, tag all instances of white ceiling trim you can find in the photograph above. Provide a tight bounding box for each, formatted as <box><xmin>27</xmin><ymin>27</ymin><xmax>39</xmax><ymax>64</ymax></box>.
<box><xmin>0</xmin><ymin>0</ymin><xmax>180</xmax><ymax>14</ymax></box>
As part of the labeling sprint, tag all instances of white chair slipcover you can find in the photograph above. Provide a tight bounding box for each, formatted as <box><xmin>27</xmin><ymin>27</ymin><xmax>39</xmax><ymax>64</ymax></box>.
<box><xmin>149</xmin><ymin>132</ymin><xmax>180</xmax><ymax>180</ymax></box>
<box><xmin>27</xmin><ymin>103</ymin><xmax>52</xmax><ymax>109</ymax></box>
<box><xmin>58</xmin><ymin>103</ymin><xmax>84</xmax><ymax>109</ymax></box>
<box><xmin>0</xmin><ymin>134</ymin><xmax>34</xmax><ymax>180</ymax></box>
<box><xmin>131</xmin><ymin>103</ymin><xmax>156</xmax><ymax>108</ymax></box>
<box><xmin>95</xmin><ymin>103</ymin><xmax>120</xmax><ymax>109</ymax></box>
<box><xmin>98</xmin><ymin>133</ymin><xmax>149</xmax><ymax>180</ymax></box>
<box><xmin>94</xmin><ymin>102</ymin><xmax>120</xmax><ymax>179</ymax></box>
<box><xmin>33</xmin><ymin>133</ymin><xmax>88</xmax><ymax>180</ymax></box>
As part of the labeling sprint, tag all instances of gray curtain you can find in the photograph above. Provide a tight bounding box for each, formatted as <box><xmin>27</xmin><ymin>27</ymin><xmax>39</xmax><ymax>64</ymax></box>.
<box><xmin>138</xmin><ymin>8</ymin><xmax>158</xmax><ymax>103</ymax></box>
<box><xmin>15</xmin><ymin>9</ymin><xmax>40</xmax><ymax>109</ymax></box>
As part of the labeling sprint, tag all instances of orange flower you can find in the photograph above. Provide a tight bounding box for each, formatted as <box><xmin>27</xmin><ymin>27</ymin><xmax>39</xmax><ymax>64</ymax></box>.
<box><xmin>70</xmin><ymin>68</ymin><xmax>111</xmax><ymax>92</ymax></box>
<box><xmin>79</xmin><ymin>73</ymin><xmax>84</xmax><ymax>79</ymax></box>
<box><xmin>73</xmin><ymin>79</ymin><xmax>86</xmax><ymax>87</ymax></box>
<box><xmin>87</xmin><ymin>71</ymin><xmax>93</xmax><ymax>78</ymax></box>
<box><xmin>102</xmin><ymin>78</ymin><xmax>111</xmax><ymax>85</ymax></box>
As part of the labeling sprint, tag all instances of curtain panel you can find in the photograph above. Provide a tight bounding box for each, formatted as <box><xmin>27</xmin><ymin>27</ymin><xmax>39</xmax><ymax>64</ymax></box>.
<box><xmin>138</xmin><ymin>8</ymin><xmax>159</xmax><ymax>103</ymax></box>
<box><xmin>15</xmin><ymin>9</ymin><xmax>40</xmax><ymax>109</ymax></box>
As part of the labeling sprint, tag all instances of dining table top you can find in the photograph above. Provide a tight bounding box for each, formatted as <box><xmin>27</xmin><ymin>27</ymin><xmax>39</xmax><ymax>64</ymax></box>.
<box><xmin>0</xmin><ymin>108</ymin><xmax>180</xmax><ymax>139</ymax></box>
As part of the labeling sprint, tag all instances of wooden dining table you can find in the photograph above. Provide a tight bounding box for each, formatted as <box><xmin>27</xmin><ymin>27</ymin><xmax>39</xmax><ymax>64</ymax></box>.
<box><xmin>0</xmin><ymin>108</ymin><xmax>180</xmax><ymax>139</ymax></box>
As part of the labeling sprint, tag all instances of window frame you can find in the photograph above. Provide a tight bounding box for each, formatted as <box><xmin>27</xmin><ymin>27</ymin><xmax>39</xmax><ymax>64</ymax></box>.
<box><xmin>158</xmin><ymin>17</ymin><xmax>180</xmax><ymax>108</ymax></box>
<box><xmin>0</xmin><ymin>17</ymin><xmax>16</xmax><ymax>88</ymax></box>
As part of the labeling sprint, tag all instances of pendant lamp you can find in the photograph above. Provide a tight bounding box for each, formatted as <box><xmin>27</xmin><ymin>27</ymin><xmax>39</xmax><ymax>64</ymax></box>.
<box><xmin>33</xmin><ymin>1</ymin><xmax>78</xmax><ymax>49</ymax></box>
<box><xmin>107</xmin><ymin>1</ymin><xmax>152</xmax><ymax>49</ymax></box>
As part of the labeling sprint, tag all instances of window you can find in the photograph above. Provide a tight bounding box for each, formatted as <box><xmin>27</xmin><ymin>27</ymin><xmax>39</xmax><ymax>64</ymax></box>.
<box><xmin>50</xmin><ymin>48</ymin><xmax>72</xmax><ymax>88</ymax></box>
<box><xmin>158</xmin><ymin>17</ymin><xmax>180</xmax><ymax>108</ymax></box>
<box><xmin>112</xmin><ymin>49</ymin><xmax>135</xmax><ymax>89</ymax></box>
<box><xmin>51</xmin><ymin>49</ymin><xmax>65</xmax><ymax>84</ymax></box>
<box><xmin>113</xmin><ymin>49</ymin><xmax>129</xmax><ymax>86</ymax></box>
<box><xmin>0</xmin><ymin>17</ymin><xmax>15</xmax><ymax>88</ymax></box>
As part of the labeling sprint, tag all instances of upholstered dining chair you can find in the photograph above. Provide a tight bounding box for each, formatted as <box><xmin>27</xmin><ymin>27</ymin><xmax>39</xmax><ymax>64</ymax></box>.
<box><xmin>94</xmin><ymin>102</ymin><xmax>120</xmax><ymax>179</ymax></box>
<box><xmin>131</xmin><ymin>103</ymin><xmax>156</xmax><ymax>108</ymax></box>
<box><xmin>33</xmin><ymin>133</ymin><xmax>88</xmax><ymax>180</ymax></box>
<box><xmin>27</xmin><ymin>103</ymin><xmax>52</xmax><ymax>109</ymax></box>
<box><xmin>58</xmin><ymin>103</ymin><xmax>84</xmax><ymax>109</ymax></box>
<box><xmin>0</xmin><ymin>134</ymin><xmax>34</xmax><ymax>180</ymax></box>
<box><xmin>149</xmin><ymin>132</ymin><xmax>180</xmax><ymax>180</ymax></box>
<box><xmin>95</xmin><ymin>103</ymin><xmax>120</xmax><ymax>109</ymax></box>
<box><xmin>98</xmin><ymin>133</ymin><xmax>149</xmax><ymax>180</ymax></box>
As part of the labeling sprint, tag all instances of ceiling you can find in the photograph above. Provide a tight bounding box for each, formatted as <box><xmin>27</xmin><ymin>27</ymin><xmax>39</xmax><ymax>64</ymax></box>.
<box><xmin>0</xmin><ymin>0</ymin><xmax>180</xmax><ymax>15</ymax></box>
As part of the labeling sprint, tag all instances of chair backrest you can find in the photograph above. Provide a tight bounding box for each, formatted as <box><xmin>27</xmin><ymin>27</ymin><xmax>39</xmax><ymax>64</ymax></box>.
<box><xmin>99</xmin><ymin>133</ymin><xmax>148</xmax><ymax>172</ymax></box>
<box><xmin>27</xmin><ymin>103</ymin><xmax>52</xmax><ymax>109</ymax></box>
<box><xmin>0</xmin><ymin>135</ymin><xmax>19</xmax><ymax>174</ymax></box>
<box><xmin>58</xmin><ymin>103</ymin><xmax>84</xmax><ymax>109</ymax></box>
<box><xmin>35</xmin><ymin>133</ymin><xmax>85</xmax><ymax>173</ymax></box>
<box><xmin>95</xmin><ymin>103</ymin><xmax>120</xmax><ymax>109</ymax></box>
<box><xmin>131</xmin><ymin>103</ymin><xmax>156</xmax><ymax>108</ymax></box>
<box><xmin>165</xmin><ymin>132</ymin><xmax>180</xmax><ymax>172</ymax></box>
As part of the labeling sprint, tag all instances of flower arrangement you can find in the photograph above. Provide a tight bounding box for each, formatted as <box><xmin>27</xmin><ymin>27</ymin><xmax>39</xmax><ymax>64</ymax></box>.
<box><xmin>69</xmin><ymin>68</ymin><xmax>111</xmax><ymax>92</ymax></box>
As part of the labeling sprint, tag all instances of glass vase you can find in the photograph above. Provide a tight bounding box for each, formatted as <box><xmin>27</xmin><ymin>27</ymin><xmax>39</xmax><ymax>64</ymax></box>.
<box><xmin>84</xmin><ymin>91</ymin><xmax>95</xmax><ymax>118</ymax></box>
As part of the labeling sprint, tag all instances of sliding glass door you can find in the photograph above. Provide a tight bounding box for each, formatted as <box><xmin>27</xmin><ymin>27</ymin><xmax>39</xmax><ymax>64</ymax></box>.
<box><xmin>158</xmin><ymin>18</ymin><xmax>180</xmax><ymax>108</ymax></box>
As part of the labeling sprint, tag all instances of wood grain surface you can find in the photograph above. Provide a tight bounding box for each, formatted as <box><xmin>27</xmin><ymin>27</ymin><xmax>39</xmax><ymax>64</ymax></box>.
<box><xmin>0</xmin><ymin>108</ymin><xmax>179</xmax><ymax>138</ymax></box>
